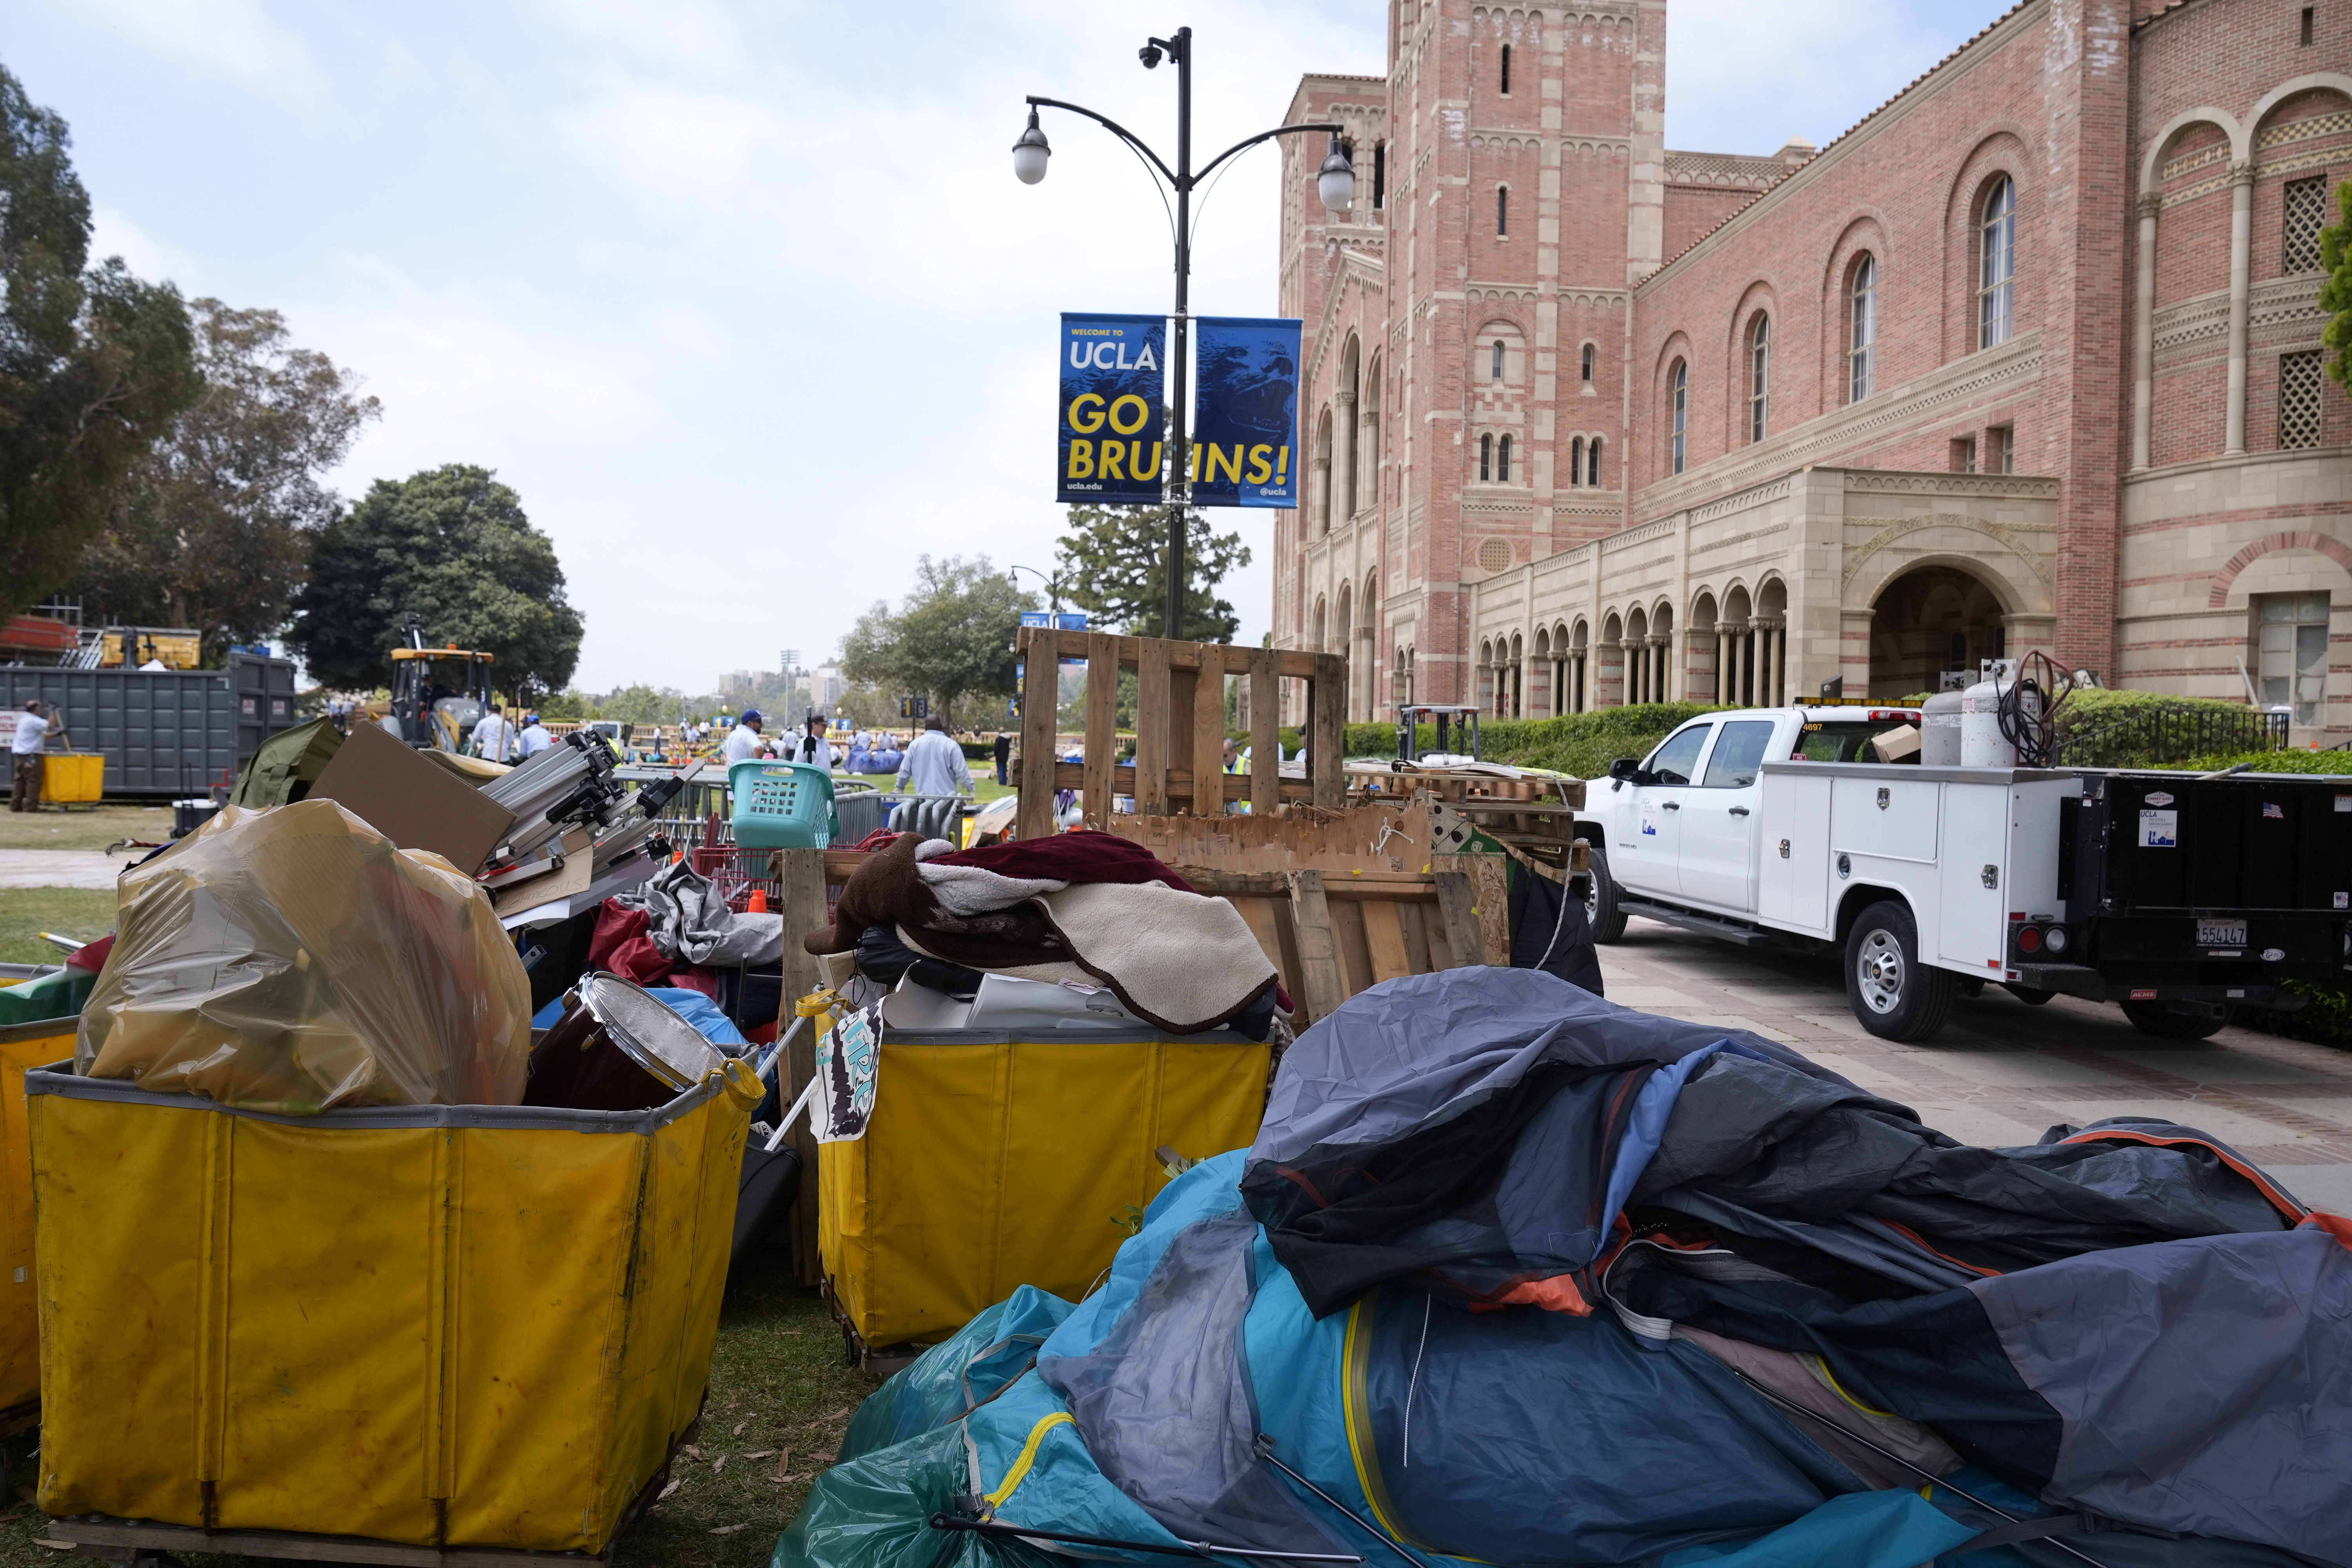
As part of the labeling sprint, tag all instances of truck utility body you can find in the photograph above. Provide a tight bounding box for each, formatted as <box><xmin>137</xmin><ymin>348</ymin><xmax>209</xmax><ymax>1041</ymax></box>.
<box><xmin>1576</xmin><ymin>705</ymin><xmax>2343</xmax><ymax>1041</ymax></box>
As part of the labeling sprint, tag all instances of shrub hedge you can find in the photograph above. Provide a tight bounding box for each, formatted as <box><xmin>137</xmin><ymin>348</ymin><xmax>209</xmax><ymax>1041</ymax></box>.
<box><xmin>2053</xmin><ymin>688</ymin><xmax>2290</xmax><ymax>768</ymax></box>
<box><xmin>1343</xmin><ymin>703</ymin><xmax>1726</xmax><ymax>779</ymax></box>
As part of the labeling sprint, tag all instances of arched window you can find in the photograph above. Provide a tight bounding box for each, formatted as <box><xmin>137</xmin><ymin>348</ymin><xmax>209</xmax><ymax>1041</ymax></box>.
<box><xmin>1491</xmin><ymin>339</ymin><xmax>1504</xmax><ymax>380</ymax></box>
<box><xmin>1581</xmin><ymin>343</ymin><xmax>1594</xmax><ymax>384</ymax></box>
<box><xmin>1748</xmin><ymin>316</ymin><xmax>1771</xmax><ymax>443</ymax></box>
<box><xmin>1497</xmin><ymin>434</ymin><xmax>1512</xmax><ymax>482</ymax></box>
<box><xmin>1671</xmin><ymin>361</ymin><xmax>1688</xmax><ymax>475</ymax></box>
<box><xmin>1587</xmin><ymin>437</ymin><xmax>1602</xmax><ymax>488</ymax></box>
<box><xmin>1497</xmin><ymin>185</ymin><xmax>1508</xmax><ymax>237</ymax></box>
<box><xmin>1849</xmin><ymin>254</ymin><xmax>1876</xmax><ymax>402</ymax></box>
<box><xmin>1499</xmin><ymin>42</ymin><xmax>1511</xmax><ymax>94</ymax></box>
<box><xmin>1478</xmin><ymin>432</ymin><xmax>1493</xmax><ymax>481</ymax></box>
<box><xmin>1978</xmin><ymin>176</ymin><xmax>2015</xmax><ymax>348</ymax></box>
<box><xmin>1569</xmin><ymin>436</ymin><xmax>1585</xmax><ymax>486</ymax></box>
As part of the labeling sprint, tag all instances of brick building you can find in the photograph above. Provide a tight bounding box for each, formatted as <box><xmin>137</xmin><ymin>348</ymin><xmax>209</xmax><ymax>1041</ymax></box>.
<box><xmin>1272</xmin><ymin>0</ymin><xmax>2352</xmax><ymax>737</ymax></box>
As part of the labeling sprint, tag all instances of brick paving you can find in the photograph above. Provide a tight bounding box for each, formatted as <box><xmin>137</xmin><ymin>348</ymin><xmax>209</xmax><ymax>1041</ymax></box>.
<box><xmin>1598</xmin><ymin>915</ymin><xmax>2352</xmax><ymax>1214</ymax></box>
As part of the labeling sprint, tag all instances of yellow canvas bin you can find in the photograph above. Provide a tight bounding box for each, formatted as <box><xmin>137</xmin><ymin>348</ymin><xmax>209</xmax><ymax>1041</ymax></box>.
<box><xmin>29</xmin><ymin>1057</ymin><xmax>762</xmax><ymax>1554</ymax></box>
<box><xmin>819</xmin><ymin>1029</ymin><xmax>1269</xmax><ymax>1348</ymax></box>
<box><xmin>38</xmin><ymin>753</ymin><xmax>102</xmax><ymax>807</ymax></box>
<box><xmin>0</xmin><ymin>1021</ymin><xmax>73</xmax><ymax>1419</ymax></box>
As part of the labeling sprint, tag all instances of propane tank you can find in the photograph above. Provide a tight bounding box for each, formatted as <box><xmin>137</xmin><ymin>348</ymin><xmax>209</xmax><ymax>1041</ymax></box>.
<box><xmin>1960</xmin><ymin>659</ymin><xmax>2033</xmax><ymax>767</ymax></box>
<box><xmin>1921</xmin><ymin>689</ymin><xmax>1964</xmax><ymax>766</ymax></box>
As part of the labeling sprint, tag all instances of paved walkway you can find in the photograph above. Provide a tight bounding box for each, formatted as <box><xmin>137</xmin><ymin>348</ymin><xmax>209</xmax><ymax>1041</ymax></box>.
<box><xmin>1598</xmin><ymin>916</ymin><xmax>2352</xmax><ymax>1213</ymax></box>
<box><xmin>0</xmin><ymin>849</ymin><xmax>119</xmax><ymax>890</ymax></box>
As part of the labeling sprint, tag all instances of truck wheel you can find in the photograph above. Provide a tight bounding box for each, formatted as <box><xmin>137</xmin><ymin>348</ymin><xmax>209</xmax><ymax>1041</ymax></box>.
<box><xmin>2120</xmin><ymin>1000</ymin><xmax>2233</xmax><ymax>1040</ymax></box>
<box><xmin>1845</xmin><ymin>900</ymin><xmax>1955</xmax><ymax>1042</ymax></box>
<box><xmin>1584</xmin><ymin>845</ymin><xmax>1628</xmax><ymax>944</ymax></box>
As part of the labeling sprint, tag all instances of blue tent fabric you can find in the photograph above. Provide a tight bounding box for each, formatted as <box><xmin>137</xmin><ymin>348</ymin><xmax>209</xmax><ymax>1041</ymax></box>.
<box><xmin>778</xmin><ymin>971</ymin><xmax>2352</xmax><ymax>1568</ymax></box>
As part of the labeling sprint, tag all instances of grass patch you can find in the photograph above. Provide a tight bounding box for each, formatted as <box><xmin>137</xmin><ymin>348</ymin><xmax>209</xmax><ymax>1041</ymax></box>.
<box><xmin>0</xmin><ymin>889</ymin><xmax>115</xmax><ymax>965</ymax></box>
<box><xmin>0</xmin><ymin>804</ymin><xmax>171</xmax><ymax>855</ymax></box>
<box><xmin>0</xmin><ymin>1259</ymin><xmax>876</xmax><ymax>1568</ymax></box>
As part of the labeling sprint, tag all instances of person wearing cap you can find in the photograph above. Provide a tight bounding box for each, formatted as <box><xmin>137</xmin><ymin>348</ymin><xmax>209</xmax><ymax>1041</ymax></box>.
<box><xmin>11</xmin><ymin>699</ymin><xmax>54</xmax><ymax>813</ymax></box>
<box><xmin>724</xmin><ymin>709</ymin><xmax>766</xmax><ymax>764</ymax></box>
<box><xmin>516</xmin><ymin>711</ymin><xmax>555</xmax><ymax>758</ymax></box>
<box><xmin>790</xmin><ymin>713</ymin><xmax>833</xmax><ymax>768</ymax></box>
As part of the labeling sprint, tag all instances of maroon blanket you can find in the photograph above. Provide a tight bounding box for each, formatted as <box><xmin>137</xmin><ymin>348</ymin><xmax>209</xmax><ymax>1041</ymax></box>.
<box><xmin>935</xmin><ymin>831</ymin><xmax>1194</xmax><ymax>892</ymax></box>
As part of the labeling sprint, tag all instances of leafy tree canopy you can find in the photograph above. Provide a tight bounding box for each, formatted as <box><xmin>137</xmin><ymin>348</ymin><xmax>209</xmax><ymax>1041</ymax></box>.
<box><xmin>1052</xmin><ymin>504</ymin><xmax>1250</xmax><ymax>642</ymax></box>
<box><xmin>0</xmin><ymin>62</ymin><xmax>200</xmax><ymax>619</ymax></box>
<box><xmin>2323</xmin><ymin>180</ymin><xmax>2352</xmax><ymax>392</ymax></box>
<box><xmin>74</xmin><ymin>299</ymin><xmax>378</xmax><ymax>662</ymax></box>
<box><xmin>839</xmin><ymin>554</ymin><xmax>1035</xmax><ymax>725</ymax></box>
<box><xmin>288</xmin><ymin>464</ymin><xmax>585</xmax><ymax>697</ymax></box>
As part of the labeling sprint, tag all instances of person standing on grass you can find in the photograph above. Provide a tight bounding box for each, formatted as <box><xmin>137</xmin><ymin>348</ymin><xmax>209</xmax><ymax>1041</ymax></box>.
<box><xmin>993</xmin><ymin>730</ymin><xmax>1011</xmax><ymax>786</ymax></box>
<box><xmin>11</xmin><ymin>699</ymin><xmax>54</xmax><ymax>813</ymax></box>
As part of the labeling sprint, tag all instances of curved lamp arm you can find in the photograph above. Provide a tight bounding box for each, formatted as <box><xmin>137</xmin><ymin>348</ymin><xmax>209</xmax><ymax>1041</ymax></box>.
<box><xmin>1194</xmin><ymin>121</ymin><xmax>1344</xmax><ymax>186</ymax></box>
<box><xmin>1026</xmin><ymin>96</ymin><xmax>1177</xmax><ymax>186</ymax></box>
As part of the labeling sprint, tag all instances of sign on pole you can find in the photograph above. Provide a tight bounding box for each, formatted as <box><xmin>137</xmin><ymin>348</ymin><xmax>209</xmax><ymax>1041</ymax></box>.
<box><xmin>1057</xmin><ymin>314</ymin><xmax>1165</xmax><ymax>505</ymax></box>
<box><xmin>1190</xmin><ymin>316</ymin><xmax>1302</xmax><ymax>508</ymax></box>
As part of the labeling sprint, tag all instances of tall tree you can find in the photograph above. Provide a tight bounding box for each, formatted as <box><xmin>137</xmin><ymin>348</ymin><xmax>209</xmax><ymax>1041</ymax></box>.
<box><xmin>287</xmin><ymin>464</ymin><xmax>585</xmax><ymax>696</ymax></box>
<box><xmin>839</xmin><ymin>555</ymin><xmax>1035</xmax><ymax>724</ymax></box>
<box><xmin>0</xmin><ymin>64</ymin><xmax>200</xmax><ymax>621</ymax></box>
<box><xmin>2323</xmin><ymin>180</ymin><xmax>2352</xmax><ymax>392</ymax></box>
<box><xmin>75</xmin><ymin>300</ymin><xmax>379</xmax><ymax>661</ymax></box>
<box><xmin>1052</xmin><ymin>504</ymin><xmax>1250</xmax><ymax>642</ymax></box>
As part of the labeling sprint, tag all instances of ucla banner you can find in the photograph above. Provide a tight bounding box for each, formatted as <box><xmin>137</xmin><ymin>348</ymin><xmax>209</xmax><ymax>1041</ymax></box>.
<box><xmin>1191</xmin><ymin>316</ymin><xmax>1301</xmax><ymax>508</ymax></box>
<box><xmin>1058</xmin><ymin>314</ymin><xmax>1165</xmax><ymax>504</ymax></box>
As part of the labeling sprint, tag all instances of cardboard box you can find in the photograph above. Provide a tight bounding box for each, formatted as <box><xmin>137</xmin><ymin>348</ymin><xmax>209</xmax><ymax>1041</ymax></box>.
<box><xmin>309</xmin><ymin>721</ymin><xmax>516</xmax><ymax>874</ymax></box>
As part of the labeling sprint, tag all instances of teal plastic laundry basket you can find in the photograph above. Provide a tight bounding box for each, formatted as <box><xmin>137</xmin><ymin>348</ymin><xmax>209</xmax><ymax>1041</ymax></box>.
<box><xmin>728</xmin><ymin>759</ymin><xmax>839</xmax><ymax>849</ymax></box>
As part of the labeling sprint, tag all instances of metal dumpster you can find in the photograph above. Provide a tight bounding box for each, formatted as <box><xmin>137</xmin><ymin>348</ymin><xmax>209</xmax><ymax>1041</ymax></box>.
<box><xmin>819</xmin><ymin>1029</ymin><xmax>1269</xmax><ymax>1351</ymax></box>
<box><xmin>30</xmin><ymin>1057</ymin><xmax>763</xmax><ymax>1555</ymax></box>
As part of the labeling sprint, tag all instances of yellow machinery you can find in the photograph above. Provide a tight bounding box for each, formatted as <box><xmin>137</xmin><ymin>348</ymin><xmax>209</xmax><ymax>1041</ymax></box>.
<box><xmin>100</xmin><ymin>627</ymin><xmax>202</xmax><ymax>669</ymax></box>
<box><xmin>388</xmin><ymin>615</ymin><xmax>496</xmax><ymax>753</ymax></box>
<box><xmin>30</xmin><ymin>1058</ymin><xmax>761</xmax><ymax>1553</ymax></box>
<box><xmin>37</xmin><ymin>753</ymin><xmax>102</xmax><ymax>808</ymax></box>
<box><xmin>820</xmin><ymin>1029</ymin><xmax>1269</xmax><ymax>1350</ymax></box>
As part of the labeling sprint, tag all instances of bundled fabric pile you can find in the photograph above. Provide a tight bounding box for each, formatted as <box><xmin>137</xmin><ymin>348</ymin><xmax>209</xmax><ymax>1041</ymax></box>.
<box><xmin>805</xmin><ymin>832</ymin><xmax>1283</xmax><ymax>1038</ymax></box>
<box><xmin>778</xmin><ymin>968</ymin><xmax>2351</xmax><ymax>1568</ymax></box>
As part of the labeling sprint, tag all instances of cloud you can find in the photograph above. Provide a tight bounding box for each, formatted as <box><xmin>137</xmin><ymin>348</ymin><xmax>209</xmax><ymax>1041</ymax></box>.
<box><xmin>89</xmin><ymin>207</ymin><xmax>203</xmax><ymax>290</ymax></box>
<box><xmin>75</xmin><ymin>0</ymin><xmax>316</xmax><ymax>91</ymax></box>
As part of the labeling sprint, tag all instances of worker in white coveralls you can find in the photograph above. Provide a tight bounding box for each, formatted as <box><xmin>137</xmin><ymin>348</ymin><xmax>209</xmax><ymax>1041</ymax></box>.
<box><xmin>723</xmin><ymin>709</ymin><xmax>766</xmax><ymax>764</ymax></box>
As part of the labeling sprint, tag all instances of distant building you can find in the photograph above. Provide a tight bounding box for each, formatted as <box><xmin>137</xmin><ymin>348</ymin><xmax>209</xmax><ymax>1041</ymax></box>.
<box><xmin>810</xmin><ymin>662</ymin><xmax>847</xmax><ymax>714</ymax></box>
<box><xmin>1275</xmin><ymin>0</ymin><xmax>2351</xmax><ymax>737</ymax></box>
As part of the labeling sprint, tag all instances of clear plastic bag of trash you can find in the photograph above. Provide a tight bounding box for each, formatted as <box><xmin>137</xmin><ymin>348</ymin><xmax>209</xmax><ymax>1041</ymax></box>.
<box><xmin>76</xmin><ymin>799</ymin><xmax>532</xmax><ymax>1111</ymax></box>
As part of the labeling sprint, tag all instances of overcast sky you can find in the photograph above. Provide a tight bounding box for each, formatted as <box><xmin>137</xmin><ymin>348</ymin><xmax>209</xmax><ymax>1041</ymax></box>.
<box><xmin>6</xmin><ymin>0</ymin><xmax>2012</xmax><ymax>694</ymax></box>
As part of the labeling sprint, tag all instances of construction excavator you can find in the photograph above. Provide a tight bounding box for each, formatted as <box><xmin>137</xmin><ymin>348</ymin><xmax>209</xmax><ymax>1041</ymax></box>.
<box><xmin>385</xmin><ymin>615</ymin><xmax>496</xmax><ymax>752</ymax></box>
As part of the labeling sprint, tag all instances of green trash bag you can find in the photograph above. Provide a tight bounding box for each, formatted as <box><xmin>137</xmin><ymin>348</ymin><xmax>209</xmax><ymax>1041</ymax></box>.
<box><xmin>0</xmin><ymin>967</ymin><xmax>95</xmax><ymax>1026</ymax></box>
<box><xmin>842</xmin><ymin>1286</ymin><xmax>1075</xmax><ymax>1463</ymax></box>
<box><xmin>773</xmin><ymin>1421</ymin><xmax>1057</xmax><ymax>1568</ymax></box>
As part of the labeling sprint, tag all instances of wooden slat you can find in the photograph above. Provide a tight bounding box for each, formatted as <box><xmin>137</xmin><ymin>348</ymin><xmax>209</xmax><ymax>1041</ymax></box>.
<box><xmin>1329</xmin><ymin>897</ymin><xmax>1373</xmax><ymax>998</ymax></box>
<box><xmin>1361</xmin><ymin>897</ymin><xmax>1412</xmax><ymax>983</ymax></box>
<box><xmin>1248</xmin><ymin>646</ymin><xmax>1278</xmax><ymax>815</ymax></box>
<box><xmin>1233</xmin><ymin>895</ymin><xmax>1290</xmax><ymax>984</ymax></box>
<box><xmin>1016</xmin><ymin>628</ymin><xmax>1060</xmax><ymax>840</ymax></box>
<box><xmin>1135</xmin><ymin>638</ymin><xmax>1172</xmax><ymax>815</ymax></box>
<box><xmin>1432</xmin><ymin>867</ymin><xmax>1487</xmax><ymax>970</ymax></box>
<box><xmin>1397</xmin><ymin>898</ymin><xmax>1437</xmax><ymax>974</ymax></box>
<box><xmin>1284</xmin><ymin>869</ymin><xmax>1350</xmax><ymax>1024</ymax></box>
<box><xmin>1310</xmin><ymin>661</ymin><xmax>1345</xmax><ymax>811</ymax></box>
<box><xmin>1169</xmin><ymin>666</ymin><xmax>1198</xmax><ymax>808</ymax></box>
<box><xmin>1434</xmin><ymin>853</ymin><xmax>1512</xmax><ymax>965</ymax></box>
<box><xmin>1172</xmin><ymin>869</ymin><xmax>1438</xmax><ymax>897</ymax></box>
<box><xmin>1082</xmin><ymin>633</ymin><xmax>1117</xmax><ymax>828</ymax></box>
<box><xmin>1191</xmin><ymin>651</ymin><xmax>1227</xmax><ymax>819</ymax></box>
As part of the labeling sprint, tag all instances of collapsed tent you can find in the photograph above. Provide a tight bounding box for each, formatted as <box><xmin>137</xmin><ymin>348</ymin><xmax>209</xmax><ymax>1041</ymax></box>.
<box><xmin>778</xmin><ymin>969</ymin><xmax>2352</xmax><ymax>1568</ymax></box>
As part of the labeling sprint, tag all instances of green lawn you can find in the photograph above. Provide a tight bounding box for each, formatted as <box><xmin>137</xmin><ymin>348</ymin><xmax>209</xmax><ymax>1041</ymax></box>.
<box><xmin>0</xmin><ymin>1260</ymin><xmax>875</xmax><ymax>1568</ymax></box>
<box><xmin>0</xmin><ymin>803</ymin><xmax>171</xmax><ymax>854</ymax></box>
<box><xmin>0</xmin><ymin>888</ymin><xmax>116</xmax><ymax>965</ymax></box>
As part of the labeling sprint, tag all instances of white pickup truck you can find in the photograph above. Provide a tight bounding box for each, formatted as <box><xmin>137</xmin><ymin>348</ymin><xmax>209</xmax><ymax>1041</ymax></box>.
<box><xmin>1573</xmin><ymin>704</ymin><xmax>2337</xmax><ymax>1043</ymax></box>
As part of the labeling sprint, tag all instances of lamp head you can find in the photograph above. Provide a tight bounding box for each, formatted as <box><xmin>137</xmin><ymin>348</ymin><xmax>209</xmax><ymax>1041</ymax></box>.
<box><xmin>1138</xmin><ymin>42</ymin><xmax>1163</xmax><ymax>67</ymax></box>
<box><xmin>1317</xmin><ymin>134</ymin><xmax>1356</xmax><ymax>212</ymax></box>
<box><xmin>1012</xmin><ymin>108</ymin><xmax>1051</xmax><ymax>185</ymax></box>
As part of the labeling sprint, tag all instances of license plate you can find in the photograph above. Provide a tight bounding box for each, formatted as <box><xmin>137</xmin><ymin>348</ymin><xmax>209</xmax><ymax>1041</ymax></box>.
<box><xmin>2197</xmin><ymin>920</ymin><xmax>2247</xmax><ymax>947</ymax></box>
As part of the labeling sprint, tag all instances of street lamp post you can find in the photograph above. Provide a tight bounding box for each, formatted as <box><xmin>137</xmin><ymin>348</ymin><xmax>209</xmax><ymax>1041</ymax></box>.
<box><xmin>1008</xmin><ymin>563</ymin><xmax>1063</xmax><ymax>619</ymax></box>
<box><xmin>1016</xmin><ymin>27</ymin><xmax>1356</xmax><ymax>641</ymax></box>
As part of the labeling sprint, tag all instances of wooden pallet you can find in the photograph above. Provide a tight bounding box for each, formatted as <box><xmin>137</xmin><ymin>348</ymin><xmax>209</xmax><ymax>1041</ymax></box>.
<box><xmin>1012</xmin><ymin>628</ymin><xmax>1348</xmax><ymax>839</ymax></box>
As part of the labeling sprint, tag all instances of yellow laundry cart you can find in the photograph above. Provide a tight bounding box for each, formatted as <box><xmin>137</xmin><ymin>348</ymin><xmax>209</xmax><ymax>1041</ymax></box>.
<box><xmin>38</xmin><ymin>753</ymin><xmax>102</xmax><ymax>808</ymax></box>
<box><xmin>0</xmin><ymin>1020</ymin><xmax>72</xmax><ymax>1420</ymax></box>
<box><xmin>818</xmin><ymin>1028</ymin><xmax>1270</xmax><ymax>1352</ymax></box>
<box><xmin>30</xmin><ymin>1058</ymin><xmax>762</xmax><ymax>1557</ymax></box>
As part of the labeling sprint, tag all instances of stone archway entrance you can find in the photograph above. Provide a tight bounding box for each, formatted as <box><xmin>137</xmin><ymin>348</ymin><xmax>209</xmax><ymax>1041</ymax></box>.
<box><xmin>1868</xmin><ymin>564</ymin><xmax>2006</xmax><ymax>697</ymax></box>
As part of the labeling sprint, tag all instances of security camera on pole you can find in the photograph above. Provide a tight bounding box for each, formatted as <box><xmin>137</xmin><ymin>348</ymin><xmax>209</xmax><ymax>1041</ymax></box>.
<box><xmin>1016</xmin><ymin>27</ymin><xmax>1354</xmax><ymax>640</ymax></box>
